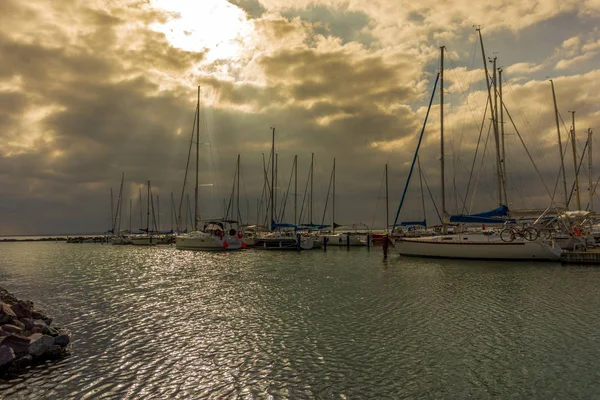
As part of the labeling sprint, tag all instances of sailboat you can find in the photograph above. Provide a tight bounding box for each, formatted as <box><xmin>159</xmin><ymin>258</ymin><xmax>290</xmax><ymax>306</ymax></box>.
<box><xmin>175</xmin><ymin>86</ymin><xmax>244</xmax><ymax>251</ymax></box>
<box><xmin>254</xmin><ymin>127</ymin><xmax>314</xmax><ymax>250</ymax></box>
<box><xmin>318</xmin><ymin>159</ymin><xmax>368</xmax><ymax>246</ymax></box>
<box><xmin>393</xmin><ymin>44</ymin><xmax>562</xmax><ymax>261</ymax></box>
<box><xmin>130</xmin><ymin>180</ymin><xmax>157</xmax><ymax>246</ymax></box>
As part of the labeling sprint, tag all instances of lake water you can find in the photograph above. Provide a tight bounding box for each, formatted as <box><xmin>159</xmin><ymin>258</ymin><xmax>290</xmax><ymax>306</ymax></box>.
<box><xmin>1</xmin><ymin>242</ymin><xmax>600</xmax><ymax>398</ymax></box>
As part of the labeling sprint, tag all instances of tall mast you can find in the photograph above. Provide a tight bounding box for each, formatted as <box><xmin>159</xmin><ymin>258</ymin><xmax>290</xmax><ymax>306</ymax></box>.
<box><xmin>194</xmin><ymin>86</ymin><xmax>200</xmax><ymax>231</ymax></box>
<box><xmin>550</xmin><ymin>80</ymin><xmax>568</xmax><ymax>209</ymax></box>
<box><xmin>476</xmin><ymin>27</ymin><xmax>502</xmax><ymax>207</ymax></box>
<box><xmin>492</xmin><ymin>56</ymin><xmax>503</xmax><ymax>206</ymax></box>
<box><xmin>146</xmin><ymin>180</ymin><xmax>150</xmax><ymax>233</ymax></box>
<box><xmin>589</xmin><ymin>128</ymin><xmax>594</xmax><ymax>212</ymax></box>
<box><xmin>270</xmin><ymin>127</ymin><xmax>275</xmax><ymax>231</ymax></box>
<box><xmin>570</xmin><ymin>111</ymin><xmax>581</xmax><ymax>209</ymax></box>
<box><xmin>332</xmin><ymin>158</ymin><xmax>336</xmax><ymax>233</ymax></box>
<box><xmin>385</xmin><ymin>164</ymin><xmax>389</xmax><ymax>233</ymax></box>
<box><xmin>110</xmin><ymin>188</ymin><xmax>114</xmax><ymax>233</ymax></box>
<box><xmin>237</xmin><ymin>154</ymin><xmax>241</xmax><ymax>224</ymax></box>
<box><xmin>310</xmin><ymin>152</ymin><xmax>314</xmax><ymax>225</ymax></box>
<box><xmin>139</xmin><ymin>187</ymin><xmax>143</xmax><ymax>231</ymax></box>
<box><xmin>440</xmin><ymin>46</ymin><xmax>447</xmax><ymax>234</ymax></box>
<box><xmin>275</xmin><ymin>153</ymin><xmax>278</xmax><ymax>220</ymax></box>
<box><xmin>498</xmin><ymin>67</ymin><xmax>508</xmax><ymax>206</ymax></box>
<box><xmin>294</xmin><ymin>155</ymin><xmax>298</xmax><ymax>225</ymax></box>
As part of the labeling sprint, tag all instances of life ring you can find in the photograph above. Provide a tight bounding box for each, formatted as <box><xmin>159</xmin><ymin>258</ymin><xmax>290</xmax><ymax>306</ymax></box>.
<box><xmin>237</xmin><ymin>232</ymin><xmax>243</xmax><ymax>239</ymax></box>
<box><xmin>571</xmin><ymin>227</ymin><xmax>582</xmax><ymax>237</ymax></box>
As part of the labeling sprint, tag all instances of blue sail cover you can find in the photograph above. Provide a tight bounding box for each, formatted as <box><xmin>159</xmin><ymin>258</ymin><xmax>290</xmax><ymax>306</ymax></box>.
<box><xmin>449</xmin><ymin>205</ymin><xmax>513</xmax><ymax>224</ymax></box>
<box><xmin>271</xmin><ymin>221</ymin><xmax>297</xmax><ymax>230</ymax></box>
<box><xmin>395</xmin><ymin>220</ymin><xmax>427</xmax><ymax>227</ymax></box>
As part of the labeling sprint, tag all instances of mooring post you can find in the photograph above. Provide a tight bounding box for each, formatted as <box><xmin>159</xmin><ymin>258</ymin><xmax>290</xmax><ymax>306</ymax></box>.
<box><xmin>383</xmin><ymin>234</ymin><xmax>389</xmax><ymax>259</ymax></box>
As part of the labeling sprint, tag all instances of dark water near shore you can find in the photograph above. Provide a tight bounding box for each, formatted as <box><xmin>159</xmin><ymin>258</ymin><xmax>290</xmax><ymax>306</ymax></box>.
<box><xmin>1</xmin><ymin>243</ymin><xmax>600</xmax><ymax>398</ymax></box>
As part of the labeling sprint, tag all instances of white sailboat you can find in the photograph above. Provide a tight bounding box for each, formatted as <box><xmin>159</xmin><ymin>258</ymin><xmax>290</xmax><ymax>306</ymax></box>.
<box><xmin>393</xmin><ymin>43</ymin><xmax>562</xmax><ymax>261</ymax></box>
<box><xmin>175</xmin><ymin>86</ymin><xmax>244</xmax><ymax>251</ymax></box>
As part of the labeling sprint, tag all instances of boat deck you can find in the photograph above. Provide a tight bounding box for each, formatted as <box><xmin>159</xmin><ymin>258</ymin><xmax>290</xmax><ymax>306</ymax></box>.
<box><xmin>561</xmin><ymin>248</ymin><xmax>600</xmax><ymax>265</ymax></box>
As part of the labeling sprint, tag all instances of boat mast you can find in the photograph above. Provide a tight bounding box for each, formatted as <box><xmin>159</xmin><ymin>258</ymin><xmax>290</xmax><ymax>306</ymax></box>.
<box><xmin>146</xmin><ymin>180</ymin><xmax>150</xmax><ymax>233</ymax></box>
<box><xmin>332</xmin><ymin>158</ymin><xmax>336</xmax><ymax>233</ymax></box>
<box><xmin>275</xmin><ymin>153</ymin><xmax>278</xmax><ymax>220</ymax></box>
<box><xmin>194</xmin><ymin>86</ymin><xmax>200</xmax><ymax>231</ymax></box>
<box><xmin>270</xmin><ymin>127</ymin><xmax>275</xmax><ymax>231</ymax></box>
<box><xmin>310</xmin><ymin>152</ymin><xmax>314</xmax><ymax>225</ymax></box>
<box><xmin>550</xmin><ymin>80</ymin><xmax>568</xmax><ymax>209</ymax></box>
<box><xmin>237</xmin><ymin>154</ymin><xmax>241</xmax><ymax>225</ymax></box>
<box><xmin>498</xmin><ymin>67</ymin><xmax>508</xmax><ymax>206</ymax></box>
<box><xmin>139</xmin><ymin>187</ymin><xmax>143</xmax><ymax>231</ymax></box>
<box><xmin>476</xmin><ymin>27</ymin><xmax>503</xmax><ymax>207</ymax></box>
<box><xmin>294</xmin><ymin>155</ymin><xmax>298</xmax><ymax>225</ymax></box>
<box><xmin>385</xmin><ymin>163</ymin><xmax>389</xmax><ymax>233</ymax></box>
<box><xmin>440</xmin><ymin>46</ymin><xmax>447</xmax><ymax>234</ymax></box>
<box><xmin>570</xmin><ymin>111</ymin><xmax>581</xmax><ymax>209</ymax></box>
<box><xmin>589</xmin><ymin>128</ymin><xmax>594</xmax><ymax>212</ymax></box>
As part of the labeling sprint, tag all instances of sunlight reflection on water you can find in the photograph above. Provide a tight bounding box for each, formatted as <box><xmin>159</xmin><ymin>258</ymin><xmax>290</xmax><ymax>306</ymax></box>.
<box><xmin>1</xmin><ymin>243</ymin><xmax>600</xmax><ymax>398</ymax></box>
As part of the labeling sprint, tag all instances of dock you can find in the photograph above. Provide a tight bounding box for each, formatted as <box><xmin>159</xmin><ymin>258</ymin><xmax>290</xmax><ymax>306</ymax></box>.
<box><xmin>561</xmin><ymin>248</ymin><xmax>600</xmax><ymax>265</ymax></box>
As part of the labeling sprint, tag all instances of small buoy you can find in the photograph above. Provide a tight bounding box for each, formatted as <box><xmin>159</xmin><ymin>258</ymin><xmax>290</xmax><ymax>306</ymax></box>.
<box><xmin>223</xmin><ymin>241</ymin><xmax>229</xmax><ymax>248</ymax></box>
<box><xmin>241</xmin><ymin>242</ymin><xmax>247</xmax><ymax>248</ymax></box>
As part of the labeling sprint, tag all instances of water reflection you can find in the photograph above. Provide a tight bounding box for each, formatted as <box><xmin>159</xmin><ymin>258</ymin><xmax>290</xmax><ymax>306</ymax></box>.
<box><xmin>1</xmin><ymin>244</ymin><xmax>600</xmax><ymax>398</ymax></box>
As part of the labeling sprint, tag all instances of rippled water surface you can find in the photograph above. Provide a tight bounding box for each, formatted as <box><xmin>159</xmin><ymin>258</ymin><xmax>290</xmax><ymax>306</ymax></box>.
<box><xmin>2</xmin><ymin>243</ymin><xmax>600</xmax><ymax>398</ymax></box>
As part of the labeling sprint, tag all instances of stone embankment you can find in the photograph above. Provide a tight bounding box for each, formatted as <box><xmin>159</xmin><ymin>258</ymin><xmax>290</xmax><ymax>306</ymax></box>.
<box><xmin>0</xmin><ymin>287</ymin><xmax>71</xmax><ymax>376</ymax></box>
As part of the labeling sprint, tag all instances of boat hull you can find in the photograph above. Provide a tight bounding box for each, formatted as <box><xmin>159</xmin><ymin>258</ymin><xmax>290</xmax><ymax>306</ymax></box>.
<box><xmin>395</xmin><ymin>235</ymin><xmax>562</xmax><ymax>261</ymax></box>
<box><xmin>175</xmin><ymin>232</ymin><xmax>243</xmax><ymax>251</ymax></box>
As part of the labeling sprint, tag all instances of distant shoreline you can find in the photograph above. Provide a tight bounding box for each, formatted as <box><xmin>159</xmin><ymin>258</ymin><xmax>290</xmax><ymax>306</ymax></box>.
<box><xmin>0</xmin><ymin>237</ymin><xmax>69</xmax><ymax>243</ymax></box>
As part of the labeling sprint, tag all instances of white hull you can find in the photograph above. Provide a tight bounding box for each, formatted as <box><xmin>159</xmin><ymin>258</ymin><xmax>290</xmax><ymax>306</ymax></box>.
<box><xmin>175</xmin><ymin>231</ymin><xmax>243</xmax><ymax>251</ymax></box>
<box><xmin>395</xmin><ymin>233</ymin><xmax>562</xmax><ymax>261</ymax></box>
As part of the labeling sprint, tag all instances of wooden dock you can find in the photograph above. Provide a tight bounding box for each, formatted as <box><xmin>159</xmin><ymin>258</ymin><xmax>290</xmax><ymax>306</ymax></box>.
<box><xmin>561</xmin><ymin>248</ymin><xmax>600</xmax><ymax>265</ymax></box>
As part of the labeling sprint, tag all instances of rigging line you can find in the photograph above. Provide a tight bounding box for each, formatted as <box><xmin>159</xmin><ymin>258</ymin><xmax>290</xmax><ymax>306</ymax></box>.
<box><xmin>320</xmin><ymin>161</ymin><xmax>335</xmax><ymax>226</ymax></box>
<box><xmin>417</xmin><ymin>157</ymin><xmax>427</xmax><ymax>223</ymax></box>
<box><xmin>461</xmin><ymin>93</ymin><xmax>490</xmax><ymax>213</ymax></box>
<box><xmin>277</xmin><ymin>159</ymin><xmax>296</xmax><ymax>222</ymax></box>
<box><xmin>566</xmin><ymin>140</ymin><xmax>589</xmax><ymax>208</ymax></box>
<box><xmin>469</xmin><ymin>119</ymin><xmax>493</xmax><ymax>213</ymax></box>
<box><xmin>392</xmin><ymin>72</ymin><xmax>439</xmax><ymax>230</ymax></box>
<box><xmin>502</xmin><ymin>101</ymin><xmax>554</xmax><ymax>201</ymax></box>
<box><xmin>225</xmin><ymin>163</ymin><xmax>237</xmax><ymax>219</ymax></box>
<box><xmin>177</xmin><ymin>104</ymin><xmax>198</xmax><ymax>232</ymax></box>
<box><xmin>419</xmin><ymin>164</ymin><xmax>442</xmax><ymax>224</ymax></box>
<box><xmin>298</xmin><ymin>163</ymin><xmax>311</xmax><ymax>225</ymax></box>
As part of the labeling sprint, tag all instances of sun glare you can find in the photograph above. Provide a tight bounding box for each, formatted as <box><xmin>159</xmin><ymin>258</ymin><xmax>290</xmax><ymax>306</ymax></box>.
<box><xmin>149</xmin><ymin>0</ymin><xmax>252</xmax><ymax>62</ymax></box>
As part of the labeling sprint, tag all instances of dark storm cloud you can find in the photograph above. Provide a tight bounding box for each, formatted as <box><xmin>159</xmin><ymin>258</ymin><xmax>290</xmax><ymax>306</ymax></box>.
<box><xmin>282</xmin><ymin>4</ymin><xmax>375</xmax><ymax>46</ymax></box>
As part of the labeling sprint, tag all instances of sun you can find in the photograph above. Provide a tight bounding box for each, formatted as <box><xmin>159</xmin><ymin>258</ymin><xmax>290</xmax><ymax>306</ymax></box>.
<box><xmin>149</xmin><ymin>0</ymin><xmax>253</xmax><ymax>62</ymax></box>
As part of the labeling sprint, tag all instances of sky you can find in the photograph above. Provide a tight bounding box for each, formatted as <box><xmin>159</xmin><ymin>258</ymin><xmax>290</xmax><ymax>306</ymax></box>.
<box><xmin>1</xmin><ymin>0</ymin><xmax>599</xmax><ymax>235</ymax></box>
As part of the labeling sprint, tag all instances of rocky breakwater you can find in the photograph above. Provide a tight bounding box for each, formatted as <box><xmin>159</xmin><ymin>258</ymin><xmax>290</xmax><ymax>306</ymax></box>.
<box><xmin>0</xmin><ymin>287</ymin><xmax>71</xmax><ymax>376</ymax></box>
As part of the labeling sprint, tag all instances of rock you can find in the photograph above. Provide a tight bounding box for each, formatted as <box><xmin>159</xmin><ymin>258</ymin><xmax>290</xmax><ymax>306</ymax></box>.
<box><xmin>0</xmin><ymin>289</ymin><xmax>18</xmax><ymax>305</ymax></box>
<box><xmin>9</xmin><ymin>319</ymin><xmax>25</xmax><ymax>330</ymax></box>
<box><xmin>1</xmin><ymin>334</ymin><xmax>31</xmax><ymax>358</ymax></box>
<box><xmin>33</xmin><ymin>319</ymin><xmax>57</xmax><ymax>336</ymax></box>
<box><xmin>0</xmin><ymin>345</ymin><xmax>15</xmax><ymax>367</ymax></box>
<box><xmin>12</xmin><ymin>354</ymin><xmax>32</xmax><ymax>369</ymax></box>
<box><xmin>31</xmin><ymin>310</ymin><xmax>48</xmax><ymax>320</ymax></box>
<box><xmin>46</xmin><ymin>345</ymin><xmax>63</xmax><ymax>358</ymax></box>
<box><xmin>28</xmin><ymin>333</ymin><xmax>55</xmax><ymax>357</ymax></box>
<box><xmin>54</xmin><ymin>332</ymin><xmax>71</xmax><ymax>347</ymax></box>
<box><xmin>0</xmin><ymin>302</ymin><xmax>17</xmax><ymax>324</ymax></box>
<box><xmin>10</xmin><ymin>300</ymin><xmax>33</xmax><ymax>319</ymax></box>
<box><xmin>2</xmin><ymin>325</ymin><xmax>23</xmax><ymax>334</ymax></box>
<box><xmin>20</xmin><ymin>318</ymin><xmax>34</xmax><ymax>331</ymax></box>
<box><xmin>42</xmin><ymin>317</ymin><xmax>53</xmax><ymax>326</ymax></box>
